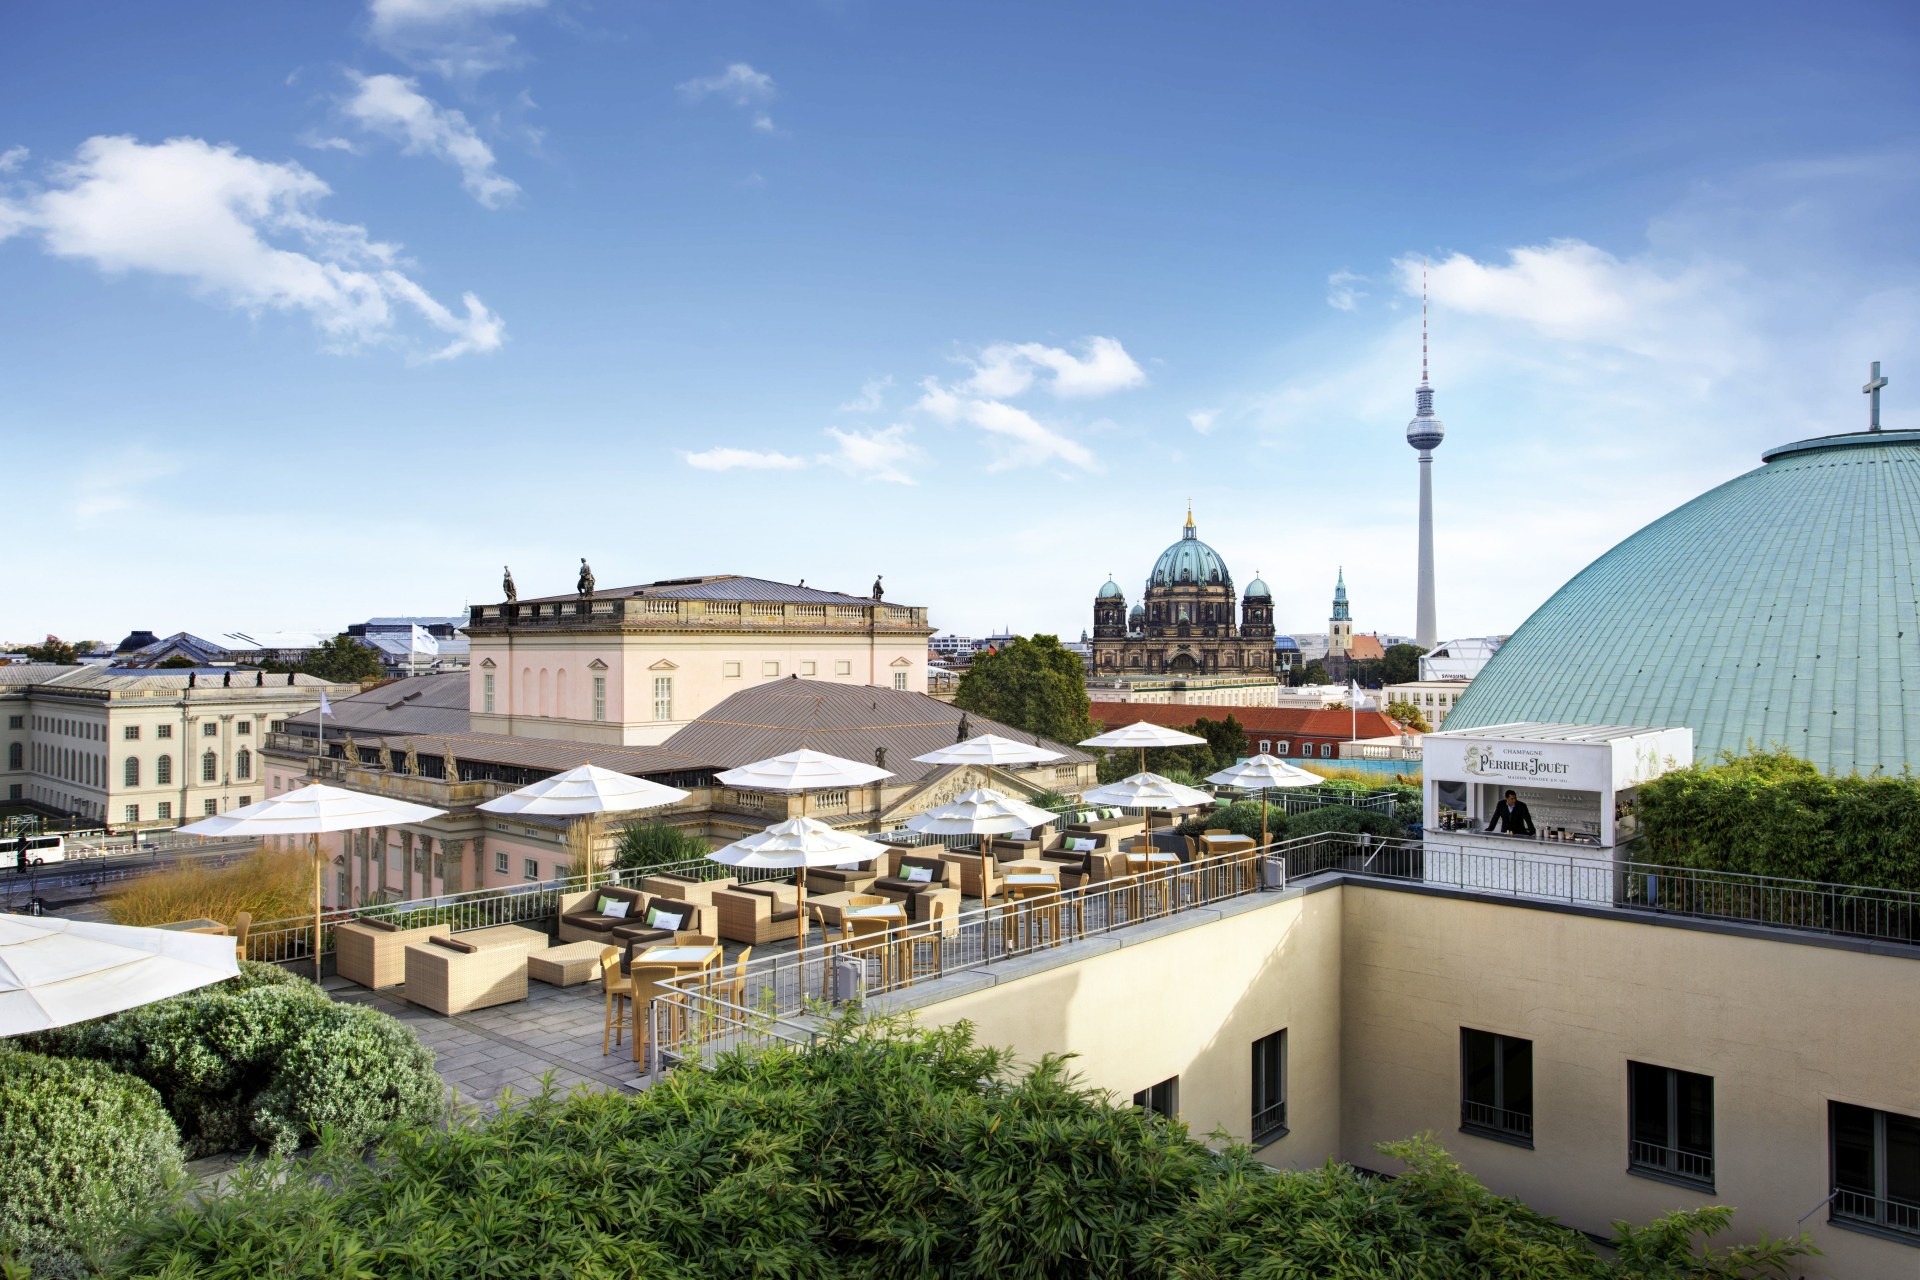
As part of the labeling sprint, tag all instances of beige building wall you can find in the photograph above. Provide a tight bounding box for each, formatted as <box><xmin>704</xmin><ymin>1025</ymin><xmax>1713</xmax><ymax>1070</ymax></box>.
<box><xmin>906</xmin><ymin>884</ymin><xmax>1919</xmax><ymax>1279</ymax></box>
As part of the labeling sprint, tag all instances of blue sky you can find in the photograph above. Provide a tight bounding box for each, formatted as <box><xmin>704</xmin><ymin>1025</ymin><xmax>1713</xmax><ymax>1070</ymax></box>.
<box><xmin>3</xmin><ymin>0</ymin><xmax>1916</xmax><ymax>647</ymax></box>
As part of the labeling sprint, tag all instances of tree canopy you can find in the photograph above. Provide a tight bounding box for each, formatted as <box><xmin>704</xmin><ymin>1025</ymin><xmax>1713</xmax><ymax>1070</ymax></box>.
<box><xmin>19</xmin><ymin>635</ymin><xmax>77</xmax><ymax>664</ymax></box>
<box><xmin>1299</xmin><ymin>659</ymin><xmax>1331</xmax><ymax>686</ymax></box>
<box><xmin>1095</xmin><ymin>714</ymin><xmax>1248</xmax><ymax>784</ymax></box>
<box><xmin>292</xmin><ymin>635</ymin><xmax>385</xmax><ymax>684</ymax></box>
<box><xmin>1382</xmin><ymin>642</ymin><xmax>1427</xmax><ymax>686</ymax></box>
<box><xmin>952</xmin><ymin>634</ymin><xmax>1098</xmax><ymax>746</ymax></box>
<box><xmin>95</xmin><ymin>1015</ymin><xmax>1813</xmax><ymax>1280</ymax></box>
<box><xmin>1384</xmin><ymin>699</ymin><xmax>1433</xmax><ymax>733</ymax></box>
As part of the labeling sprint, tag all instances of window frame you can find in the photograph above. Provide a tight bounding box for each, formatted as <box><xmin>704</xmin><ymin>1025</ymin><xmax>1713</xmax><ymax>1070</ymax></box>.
<box><xmin>124</xmin><ymin>804</ymin><xmax>139</xmax><ymax>824</ymax></box>
<box><xmin>592</xmin><ymin>675</ymin><xmax>606</xmax><ymax>722</ymax></box>
<box><xmin>156</xmin><ymin>755</ymin><xmax>172</xmax><ymax>785</ymax></box>
<box><xmin>123</xmin><ymin>724</ymin><xmax>140</xmax><ymax>740</ymax></box>
<box><xmin>893</xmin><ymin>671</ymin><xmax>909</xmax><ymax>691</ymax></box>
<box><xmin>1133</xmin><ymin>1077</ymin><xmax>1178</xmax><ymax>1120</ymax></box>
<box><xmin>523</xmin><ymin>856</ymin><xmax>540</xmax><ymax>881</ymax></box>
<box><xmin>495</xmin><ymin>850</ymin><xmax>509</xmax><ymax>874</ymax></box>
<box><xmin>1459</xmin><ymin>1027</ymin><xmax>1534</xmax><ymax>1147</ymax></box>
<box><xmin>1830</xmin><ymin>1101</ymin><xmax>1920</xmax><ymax>1245</ymax></box>
<box><xmin>157</xmin><ymin>801</ymin><xmax>172</xmax><ymax>820</ymax></box>
<box><xmin>1251</xmin><ymin>1029</ymin><xmax>1288</xmax><ymax>1145</ymax></box>
<box><xmin>1627</xmin><ymin>1061</ymin><xmax>1716</xmax><ymax>1190</ymax></box>
<box><xmin>201</xmin><ymin>750</ymin><xmax>218</xmax><ymax>783</ymax></box>
<box><xmin>652</xmin><ymin>676</ymin><xmax>673</xmax><ymax>722</ymax></box>
<box><xmin>124</xmin><ymin>756</ymin><xmax>140</xmax><ymax>788</ymax></box>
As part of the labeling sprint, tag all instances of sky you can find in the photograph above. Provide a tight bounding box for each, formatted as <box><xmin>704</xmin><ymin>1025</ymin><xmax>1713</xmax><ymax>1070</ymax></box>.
<box><xmin>3</xmin><ymin>0</ymin><xmax>1917</xmax><ymax>648</ymax></box>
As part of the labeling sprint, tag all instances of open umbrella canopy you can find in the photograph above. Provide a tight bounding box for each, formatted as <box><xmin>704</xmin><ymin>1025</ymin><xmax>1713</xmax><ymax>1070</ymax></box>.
<box><xmin>715</xmin><ymin>748</ymin><xmax>893</xmax><ymax>793</ymax></box>
<box><xmin>1082</xmin><ymin>772</ymin><xmax>1215</xmax><ymax>811</ymax></box>
<box><xmin>1</xmin><ymin>915</ymin><xmax>240</xmax><ymax>1036</ymax></box>
<box><xmin>708</xmin><ymin>816</ymin><xmax>894</xmax><ymax>869</ymax></box>
<box><xmin>1078</xmin><ymin>722</ymin><xmax>1209</xmax><ymax>751</ymax></box>
<box><xmin>477</xmin><ymin>763</ymin><xmax>689</xmax><ymax>816</ymax></box>
<box><xmin>1206</xmin><ymin>755</ymin><xmax>1323</xmax><ymax>790</ymax></box>
<box><xmin>177</xmin><ymin>782</ymin><xmax>446</xmax><ymax>836</ymax></box>
<box><xmin>912</xmin><ymin>734</ymin><xmax>1064</xmax><ymax>768</ymax></box>
<box><xmin>904</xmin><ymin>788</ymin><xmax>1059</xmax><ymax>836</ymax></box>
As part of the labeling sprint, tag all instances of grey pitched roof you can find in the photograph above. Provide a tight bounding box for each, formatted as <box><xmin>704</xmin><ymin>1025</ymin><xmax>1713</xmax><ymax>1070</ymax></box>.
<box><xmin>370</xmin><ymin>732</ymin><xmax>713</xmax><ymax>778</ymax></box>
<box><xmin>0</xmin><ymin>663</ymin><xmax>83</xmax><ymax>687</ymax></box>
<box><xmin>284</xmin><ymin>672</ymin><xmax>471</xmax><ymax>737</ymax></box>
<box><xmin>519</xmin><ymin>574</ymin><xmax>893</xmax><ymax>608</ymax></box>
<box><xmin>663</xmin><ymin>678</ymin><xmax>1090</xmax><ymax>785</ymax></box>
<box><xmin>42</xmin><ymin>667</ymin><xmax>336</xmax><ymax>693</ymax></box>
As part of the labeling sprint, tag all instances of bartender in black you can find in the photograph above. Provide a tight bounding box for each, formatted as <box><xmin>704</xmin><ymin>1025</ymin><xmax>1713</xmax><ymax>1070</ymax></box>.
<box><xmin>1486</xmin><ymin>790</ymin><xmax>1536</xmax><ymax>836</ymax></box>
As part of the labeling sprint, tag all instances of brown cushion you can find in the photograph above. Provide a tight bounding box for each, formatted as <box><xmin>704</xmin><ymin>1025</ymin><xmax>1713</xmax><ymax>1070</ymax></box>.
<box><xmin>738</xmin><ymin>885</ymin><xmax>785</xmax><ymax>901</ymax></box>
<box><xmin>428</xmin><ymin>935</ymin><xmax>478</xmax><ymax>954</ymax></box>
<box><xmin>358</xmin><ymin>918</ymin><xmax>400</xmax><ymax>933</ymax></box>
<box><xmin>767</xmin><ymin>909</ymin><xmax>799</xmax><ymax>923</ymax></box>
<box><xmin>562</xmin><ymin>913</ymin><xmax>618</xmax><ymax>932</ymax></box>
<box><xmin>612</xmin><ymin>924</ymin><xmax>672</xmax><ymax>945</ymax></box>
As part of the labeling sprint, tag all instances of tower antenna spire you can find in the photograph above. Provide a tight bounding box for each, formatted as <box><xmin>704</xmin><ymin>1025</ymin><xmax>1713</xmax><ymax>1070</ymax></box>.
<box><xmin>1422</xmin><ymin>258</ymin><xmax>1429</xmax><ymax>386</ymax></box>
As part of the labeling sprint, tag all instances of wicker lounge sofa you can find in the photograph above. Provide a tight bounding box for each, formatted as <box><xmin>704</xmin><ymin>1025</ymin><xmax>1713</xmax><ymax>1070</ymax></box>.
<box><xmin>335</xmin><ymin>918</ymin><xmax>444</xmax><ymax>989</ymax></box>
<box><xmin>403</xmin><ymin>935</ymin><xmax>529</xmax><ymax>1015</ymax></box>
<box><xmin>638</xmin><ymin>872</ymin><xmax>736</xmax><ymax>907</ymax></box>
<box><xmin>872</xmin><ymin>853</ymin><xmax>955</xmax><ymax>907</ymax></box>
<box><xmin>557</xmin><ymin>885</ymin><xmax>648</xmax><ymax>944</ymax></box>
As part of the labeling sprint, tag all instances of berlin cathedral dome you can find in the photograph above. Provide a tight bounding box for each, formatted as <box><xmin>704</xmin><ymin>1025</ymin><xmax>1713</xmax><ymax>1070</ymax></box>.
<box><xmin>1091</xmin><ymin>509</ymin><xmax>1274</xmax><ymax>680</ymax></box>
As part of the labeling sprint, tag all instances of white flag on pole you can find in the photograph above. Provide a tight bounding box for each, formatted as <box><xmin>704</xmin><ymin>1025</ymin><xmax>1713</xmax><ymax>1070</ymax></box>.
<box><xmin>318</xmin><ymin>691</ymin><xmax>333</xmax><ymax>718</ymax></box>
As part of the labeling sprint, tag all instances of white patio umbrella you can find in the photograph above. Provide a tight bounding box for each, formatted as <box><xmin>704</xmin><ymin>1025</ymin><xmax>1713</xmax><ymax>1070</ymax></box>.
<box><xmin>904</xmin><ymin>788</ymin><xmax>1059</xmax><ymax>837</ymax></box>
<box><xmin>912</xmin><ymin>734</ymin><xmax>1064</xmax><ymax>768</ymax></box>
<box><xmin>1</xmin><ymin>915</ymin><xmax>240</xmax><ymax>1036</ymax></box>
<box><xmin>1206</xmin><ymin>755</ymin><xmax>1323</xmax><ymax>847</ymax></box>
<box><xmin>708</xmin><ymin>816</ymin><xmax>895</xmax><ymax>945</ymax></box>
<box><xmin>1079</xmin><ymin>721</ymin><xmax>1209</xmax><ymax>774</ymax></box>
<box><xmin>712</xmin><ymin>750</ymin><xmax>895</xmax><ymax>944</ymax></box>
<box><xmin>179</xmin><ymin>783</ymin><xmax>446</xmax><ymax>981</ymax></box>
<box><xmin>1081</xmin><ymin>771</ymin><xmax>1216</xmax><ymax>856</ymax></box>
<box><xmin>478</xmin><ymin>763</ymin><xmax>690</xmax><ymax>893</ymax></box>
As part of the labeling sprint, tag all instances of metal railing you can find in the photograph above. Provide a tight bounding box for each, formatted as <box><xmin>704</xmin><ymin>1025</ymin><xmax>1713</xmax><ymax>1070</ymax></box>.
<box><xmin>1251</xmin><ymin>1101</ymin><xmax>1288</xmax><ymax>1144</ymax></box>
<box><xmin>1460</xmin><ymin>1100</ymin><xmax>1534</xmax><ymax>1141</ymax></box>
<box><xmin>1833</xmin><ymin>1188</ymin><xmax>1920</xmax><ymax>1238</ymax></box>
<box><xmin>1629</xmin><ymin>1140</ymin><xmax>1715</xmax><ymax>1185</ymax></box>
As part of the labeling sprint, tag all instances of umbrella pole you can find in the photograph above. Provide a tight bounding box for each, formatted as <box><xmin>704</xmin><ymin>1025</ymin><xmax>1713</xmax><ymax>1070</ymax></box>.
<box><xmin>1261</xmin><ymin>786</ymin><xmax>1268</xmax><ymax>849</ymax></box>
<box><xmin>312</xmin><ymin>831</ymin><xmax>322</xmax><ymax>983</ymax></box>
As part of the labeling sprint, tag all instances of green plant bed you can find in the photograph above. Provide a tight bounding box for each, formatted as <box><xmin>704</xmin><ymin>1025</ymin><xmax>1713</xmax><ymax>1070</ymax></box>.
<box><xmin>19</xmin><ymin>964</ymin><xmax>442</xmax><ymax>1158</ymax></box>
<box><xmin>0</xmin><ymin>1050</ymin><xmax>183</xmax><ymax>1278</ymax></box>
<box><xmin>614</xmin><ymin>820</ymin><xmax>720</xmax><ymax>876</ymax></box>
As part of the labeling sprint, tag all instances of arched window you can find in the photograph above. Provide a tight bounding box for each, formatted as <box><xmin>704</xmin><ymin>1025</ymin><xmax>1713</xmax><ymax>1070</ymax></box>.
<box><xmin>538</xmin><ymin>667</ymin><xmax>550</xmax><ymax>717</ymax></box>
<box><xmin>124</xmin><ymin>757</ymin><xmax>140</xmax><ymax>787</ymax></box>
<box><xmin>235</xmin><ymin>747</ymin><xmax>251</xmax><ymax>780</ymax></box>
<box><xmin>202</xmin><ymin>750</ymin><xmax>218</xmax><ymax>782</ymax></box>
<box><xmin>7</xmin><ymin>743</ymin><xmax>19</xmax><ymax>770</ymax></box>
<box><xmin>156</xmin><ymin>755</ymin><xmax>172</xmax><ymax>785</ymax></box>
<box><xmin>555</xmin><ymin>668</ymin><xmax>568</xmax><ymax>718</ymax></box>
<box><xmin>520</xmin><ymin>666</ymin><xmax>532</xmax><ymax>710</ymax></box>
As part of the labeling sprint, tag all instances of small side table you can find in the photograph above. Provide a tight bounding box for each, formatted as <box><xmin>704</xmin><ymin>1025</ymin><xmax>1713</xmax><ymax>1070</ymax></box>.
<box><xmin>526</xmin><ymin>939</ymin><xmax>610</xmax><ymax>987</ymax></box>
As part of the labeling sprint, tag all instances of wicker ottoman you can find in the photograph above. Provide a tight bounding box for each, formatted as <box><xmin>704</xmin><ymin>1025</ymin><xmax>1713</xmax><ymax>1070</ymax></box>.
<box><xmin>526</xmin><ymin>939</ymin><xmax>611</xmax><ymax>987</ymax></box>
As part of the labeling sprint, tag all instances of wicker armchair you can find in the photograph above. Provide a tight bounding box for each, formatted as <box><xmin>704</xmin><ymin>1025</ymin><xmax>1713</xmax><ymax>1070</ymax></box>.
<box><xmin>403</xmin><ymin>936</ymin><xmax>528</xmax><ymax>1015</ymax></box>
<box><xmin>711</xmin><ymin>883</ymin><xmax>804</xmax><ymax>945</ymax></box>
<box><xmin>638</xmin><ymin>872</ymin><xmax>736</xmax><ymax>907</ymax></box>
<box><xmin>336</xmin><ymin>918</ymin><xmax>443</xmax><ymax>989</ymax></box>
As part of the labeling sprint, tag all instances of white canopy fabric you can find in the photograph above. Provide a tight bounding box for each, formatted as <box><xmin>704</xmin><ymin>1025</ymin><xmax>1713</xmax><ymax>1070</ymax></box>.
<box><xmin>904</xmin><ymin>788</ymin><xmax>1059</xmax><ymax>836</ymax></box>
<box><xmin>178</xmin><ymin>783</ymin><xmax>446</xmax><ymax>836</ymax></box>
<box><xmin>911</xmin><ymin>734</ymin><xmax>1064</xmax><ymax>768</ymax></box>
<box><xmin>1206</xmin><ymin>755</ymin><xmax>1322</xmax><ymax>790</ymax></box>
<box><xmin>1081</xmin><ymin>772</ymin><xmax>1215</xmax><ymax>811</ymax></box>
<box><xmin>1078</xmin><ymin>722</ymin><xmax>1209</xmax><ymax>751</ymax></box>
<box><xmin>708</xmin><ymin>816</ymin><xmax>894</xmax><ymax>870</ymax></box>
<box><xmin>0</xmin><ymin>915</ymin><xmax>240</xmax><ymax>1036</ymax></box>
<box><xmin>715</xmin><ymin>749</ymin><xmax>893</xmax><ymax>793</ymax></box>
<box><xmin>477</xmin><ymin>764</ymin><xmax>690</xmax><ymax>816</ymax></box>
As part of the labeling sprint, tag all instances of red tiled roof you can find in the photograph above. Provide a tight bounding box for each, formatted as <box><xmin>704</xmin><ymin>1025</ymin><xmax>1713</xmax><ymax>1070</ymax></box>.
<box><xmin>1089</xmin><ymin>702</ymin><xmax>1409</xmax><ymax>739</ymax></box>
<box><xmin>1348</xmin><ymin>634</ymin><xmax>1386</xmax><ymax>662</ymax></box>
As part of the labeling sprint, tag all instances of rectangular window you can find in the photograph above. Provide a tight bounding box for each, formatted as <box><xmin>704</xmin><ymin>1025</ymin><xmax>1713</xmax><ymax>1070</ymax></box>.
<box><xmin>800</xmin><ymin>661</ymin><xmax>816</xmax><ymax>676</ymax></box>
<box><xmin>652</xmin><ymin>676</ymin><xmax>673</xmax><ymax>721</ymax></box>
<box><xmin>1276</xmin><ymin>741</ymin><xmax>1289</xmax><ymax>755</ymax></box>
<box><xmin>124</xmin><ymin>804</ymin><xmax>139</xmax><ymax>823</ymax></box>
<box><xmin>523</xmin><ymin>857</ymin><xmax>539</xmax><ymax>881</ymax></box>
<box><xmin>495</xmin><ymin>850</ymin><xmax>509</xmax><ymax>874</ymax></box>
<box><xmin>202</xmin><ymin>722</ymin><xmax>218</xmax><ymax>737</ymax></box>
<box><xmin>237</xmin><ymin>795</ymin><xmax>250</xmax><ymax>807</ymax></box>
<box><xmin>1460</xmin><ymin>1028</ymin><xmax>1533</xmax><ymax>1145</ymax></box>
<box><xmin>203</xmin><ymin>799</ymin><xmax>218</xmax><ymax>816</ymax></box>
<box><xmin>123</xmin><ymin>724</ymin><xmax>140</xmax><ymax>740</ymax></box>
<box><xmin>1629</xmin><ymin>1062</ymin><xmax>1715</xmax><ymax>1189</ymax></box>
<box><xmin>723</xmin><ymin>662</ymin><xmax>742</xmax><ymax>678</ymax></box>
<box><xmin>1258</xmin><ymin>739</ymin><xmax>1271</xmax><ymax>753</ymax></box>
<box><xmin>1251</xmin><ymin>1029</ymin><xmax>1288</xmax><ymax>1144</ymax></box>
<box><xmin>762</xmin><ymin>661</ymin><xmax>780</xmax><ymax>677</ymax></box>
<box><xmin>483</xmin><ymin>672</ymin><xmax>495</xmax><ymax>713</ymax></box>
<box><xmin>1831</xmin><ymin>1102</ymin><xmax>1920</xmax><ymax>1242</ymax></box>
<box><xmin>592</xmin><ymin>676</ymin><xmax>606</xmax><ymax>722</ymax></box>
<box><xmin>893</xmin><ymin>671</ymin><xmax>909</xmax><ymax>690</ymax></box>
<box><xmin>157</xmin><ymin>801</ymin><xmax>171</xmax><ymax>820</ymax></box>
<box><xmin>202</xmin><ymin>753</ymin><xmax>217</xmax><ymax>782</ymax></box>
<box><xmin>835</xmin><ymin>660</ymin><xmax>851</xmax><ymax>676</ymax></box>
<box><xmin>6</xmin><ymin>715</ymin><xmax>20</xmax><ymax>730</ymax></box>
<box><xmin>1133</xmin><ymin>1077</ymin><xmax>1178</xmax><ymax>1120</ymax></box>
<box><xmin>236</xmin><ymin>721</ymin><xmax>251</xmax><ymax>734</ymax></box>
<box><xmin>156</xmin><ymin>724</ymin><xmax>172</xmax><ymax>739</ymax></box>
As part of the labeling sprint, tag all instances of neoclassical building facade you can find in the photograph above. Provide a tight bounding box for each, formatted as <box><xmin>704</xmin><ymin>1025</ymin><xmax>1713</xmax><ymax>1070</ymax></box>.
<box><xmin>1089</xmin><ymin>511</ymin><xmax>1275</xmax><ymax>681</ymax></box>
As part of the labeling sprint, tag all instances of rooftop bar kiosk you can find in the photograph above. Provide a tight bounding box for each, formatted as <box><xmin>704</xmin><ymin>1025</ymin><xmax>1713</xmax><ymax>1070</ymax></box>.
<box><xmin>1419</xmin><ymin>722</ymin><xmax>1692</xmax><ymax>903</ymax></box>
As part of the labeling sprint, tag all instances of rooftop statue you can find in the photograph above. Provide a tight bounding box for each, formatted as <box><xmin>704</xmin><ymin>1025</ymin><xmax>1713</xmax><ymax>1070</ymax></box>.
<box><xmin>502</xmin><ymin>565</ymin><xmax>517</xmax><ymax>604</ymax></box>
<box><xmin>872</xmin><ymin>575</ymin><xmax>884</xmax><ymax>601</ymax></box>
<box><xmin>577</xmin><ymin>558</ymin><xmax>595</xmax><ymax>599</ymax></box>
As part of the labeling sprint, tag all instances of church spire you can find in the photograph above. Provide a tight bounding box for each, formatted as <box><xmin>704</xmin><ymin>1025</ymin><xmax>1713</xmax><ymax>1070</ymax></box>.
<box><xmin>1182</xmin><ymin>501</ymin><xmax>1197</xmax><ymax>539</ymax></box>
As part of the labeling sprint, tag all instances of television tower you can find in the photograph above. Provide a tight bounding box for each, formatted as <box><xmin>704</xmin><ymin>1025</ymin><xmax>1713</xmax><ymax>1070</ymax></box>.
<box><xmin>1406</xmin><ymin>262</ymin><xmax>1445</xmax><ymax>650</ymax></box>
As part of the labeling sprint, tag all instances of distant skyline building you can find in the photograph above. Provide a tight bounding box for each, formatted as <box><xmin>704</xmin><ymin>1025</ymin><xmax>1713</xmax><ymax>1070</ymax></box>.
<box><xmin>1407</xmin><ymin>265</ymin><xmax>1445</xmax><ymax>650</ymax></box>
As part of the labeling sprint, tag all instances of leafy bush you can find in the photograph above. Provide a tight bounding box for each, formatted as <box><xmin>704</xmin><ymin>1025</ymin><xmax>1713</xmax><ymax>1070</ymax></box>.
<box><xmin>1282</xmin><ymin>803</ymin><xmax>1402</xmax><ymax>839</ymax></box>
<box><xmin>20</xmin><ymin>967</ymin><xmax>440</xmax><ymax>1157</ymax></box>
<box><xmin>1638</xmin><ymin>747</ymin><xmax>1920</xmax><ymax>890</ymax></box>
<box><xmin>102</xmin><ymin>1015</ymin><xmax>1811</xmax><ymax>1280</ymax></box>
<box><xmin>613</xmin><ymin>820</ymin><xmax>718</xmax><ymax>875</ymax></box>
<box><xmin>1174</xmin><ymin>799</ymin><xmax>1276</xmax><ymax>841</ymax></box>
<box><xmin>0</xmin><ymin>1050</ymin><xmax>183</xmax><ymax>1277</ymax></box>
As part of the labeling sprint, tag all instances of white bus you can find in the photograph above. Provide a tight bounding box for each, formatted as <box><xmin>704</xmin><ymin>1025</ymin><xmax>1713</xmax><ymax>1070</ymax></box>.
<box><xmin>0</xmin><ymin>834</ymin><xmax>67</xmax><ymax>870</ymax></box>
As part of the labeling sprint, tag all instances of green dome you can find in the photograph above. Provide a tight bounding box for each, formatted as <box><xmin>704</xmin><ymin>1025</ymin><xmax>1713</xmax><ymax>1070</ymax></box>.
<box><xmin>1244</xmin><ymin>576</ymin><xmax>1271</xmax><ymax>600</ymax></box>
<box><xmin>1098</xmin><ymin>577</ymin><xmax>1125</xmax><ymax>599</ymax></box>
<box><xmin>1446</xmin><ymin>430</ymin><xmax>1920</xmax><ymax>775</ymax></box>
<box><xmin>1150</xmin><ymin>516</ymin><xmax>1232</xmax><ymax>590</ymax></box>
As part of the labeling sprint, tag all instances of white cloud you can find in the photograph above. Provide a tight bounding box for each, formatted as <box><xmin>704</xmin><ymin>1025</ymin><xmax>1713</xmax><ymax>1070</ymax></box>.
<box><xmin>678</xmin><ymin>63</ymin><xmax>779</xmax><ymax>132</ymax></box>
<box><xmin>1326</xmin><ymin>270</ymin><xmax>1364</xmax><ymax>311</ymax></box>
<box><xmin>366</xmin><ymin>0</ymin><xmax>547</xmax><ymax>80</ymax></box>
<box><xmin>682</xmin><ymin>446</ymin><xmax>807</xmax><ymax>472</ymax></box>
<box><xmin>838</xmin><ymin>375</ymin><xmax>892</xmax><ymax>412</ymax></box>
<box><xmin>70</xmin><ymin>445</ymin><xmax>183</xmax><ymax>522</ymax></box>
<box><xmin>1187</xmin><ymin>409</ymin><xmax>1217</xmax><ymax>434</ymax></box>
<box><xmin>960</xmin><ymin>336</ymin><xmax>1145</xmax><ymax>399</ymax></box>
<box><xmin>916</xmin><ymin>379</ymin><xmax>1098</xmax><ymax>471</ymax></box>
<box><xmin>0</xmin><ymin>146</ymin><xmax>27</xmax><ymax>174</ymax></box>
<box><xmin>341</xmin><ymin>72</ymin><xmax>520</xmax><ymax>208</ymax></box>
<box><xmin>821</xmin><ymin>425</ymin><xmax>918</xmax><ymax>484</ymax></box>
<box><xmin>0</xmin><ymin>135</ymin><xmax>504</xmax><ymax>360</ymax></box>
